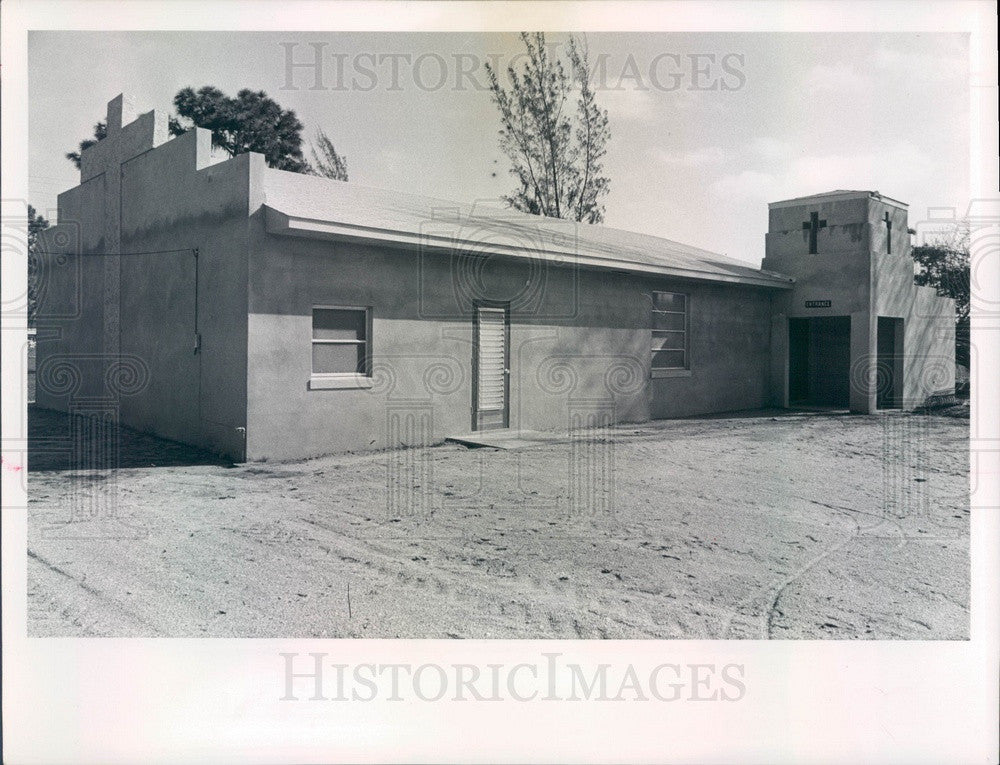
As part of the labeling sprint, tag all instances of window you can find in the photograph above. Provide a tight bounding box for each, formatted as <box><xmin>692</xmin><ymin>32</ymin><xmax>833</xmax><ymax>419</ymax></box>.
<box><xmin>311</xmin><ymin>307</ymin><xmax>370</xmax><ymax>377</ymax></box>
<box><xmin>651</xmin><ymin>292</ymin><xmax>688</xmax><ymax>370</ymax></box>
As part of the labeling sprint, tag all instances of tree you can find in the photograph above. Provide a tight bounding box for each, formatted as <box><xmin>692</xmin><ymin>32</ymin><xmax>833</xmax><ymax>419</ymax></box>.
<box><xmin>169</xmin><ymin>87</ymin><xmax>310</xmax><ymax>172</ymax></box>
<box><xmin>67</xmin><ymin>89</ymin><xmax>352</xmax><ymax>180</ymax></box>
<box><xmin>485</xmin><ymin>33</ymin><xmax>610</xmax><ymax>223</ymax></box>
<box><xmin>65</xmin><ymin>121</ymin><xmax>108</xmax><ymax>169</ymax></box>
<box><xmin>566</xmin><ymin>38</ymin><xmax>610</xmax><ymax>223</ymax></box>
<box><xmin>309</xmin><ymin>128</ymin><xmax>349</xmax><ymax>181</ymax></box>
<box><xmin>911</xmin><ymin>224</ymin><xmax>970</xmax><ymax>371</ymax></box>
<box><xmin>27</xmin><ymin>204</ymin><xmax>50</xmax><ymax>326</ymax></box>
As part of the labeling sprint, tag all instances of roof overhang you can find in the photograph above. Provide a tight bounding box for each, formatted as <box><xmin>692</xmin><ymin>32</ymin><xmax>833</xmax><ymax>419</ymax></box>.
<box><xmin>263</xmin><ymin>205</ymin><xmax>794</xmax><ymax>290</ymax></box>
<box><xmin>769</xmin><ymin>190</ymin><xmax>908</xmax><ymax>210</ymax></box>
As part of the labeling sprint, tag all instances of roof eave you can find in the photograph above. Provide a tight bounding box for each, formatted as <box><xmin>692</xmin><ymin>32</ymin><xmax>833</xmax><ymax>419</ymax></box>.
<box><xmin>263</xmin><ymin>206</ymin><xmax>795</xmax><ymax>289</ymax></box>
<box><xmin>769</xmin><ymin>190</ymin><xmax>908</xmax><ymax>210</ymax></box>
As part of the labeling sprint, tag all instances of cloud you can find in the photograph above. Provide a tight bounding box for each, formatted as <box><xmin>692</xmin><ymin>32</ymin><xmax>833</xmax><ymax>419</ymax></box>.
<box><xmin>709</xmin><ymin>140</ymin><xmax>935</xmax><ymax>204</ymax></box>
<box><xmin>602</xmin><ymin>85</ymin><xmax>725</xmax><ymax>124</ymax></box>
<box><xmin>601</xmin><ymin>88</ymin><xmax>656</xmax><ymax>121</ymax></box>
<box><xmin>654</xmin><ymin>145</ymin><xmax>727</xmax><ymax>167</ymax></box>
<box><xmin>711</xmin><ymin>170</ymin><xmax>785</xmax><ymax>204</ymax></box>
<box><xmin>803</xmin><ymin>62</ymin><xmax>871</xmax><ymax>92</ymax></box>
<box><xmin>801</xmin><ymin>39</ymin><xmax>966</xmax><ymax>96</ymax></box>
<box><xmin>872</xmin><ymin>43</ymin><xmax>967</xmax><ymax>82</ymax></box>
<box><xmin>751</xmin><ymin>137</ymin><xmax>793</xmax><ymax>161</ymax></box>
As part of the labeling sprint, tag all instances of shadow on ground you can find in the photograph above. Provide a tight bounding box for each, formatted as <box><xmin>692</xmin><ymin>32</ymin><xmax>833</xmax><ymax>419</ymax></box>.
<box><xmin>28</xmin><ymin>402</ymin><xmax>968</xmax><ymax>472</ymax></box>
<box><xmin>28</xmin><ymin>406</ymin><xmax>234</xmax><ymax>471</ymax></box>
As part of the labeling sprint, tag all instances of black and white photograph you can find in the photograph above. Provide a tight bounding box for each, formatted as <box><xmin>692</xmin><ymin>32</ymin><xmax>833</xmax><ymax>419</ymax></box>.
<box><xmin>2</xmin><ymin>1</ymin><xmax>997</xmax><ymax>763</ymax></box>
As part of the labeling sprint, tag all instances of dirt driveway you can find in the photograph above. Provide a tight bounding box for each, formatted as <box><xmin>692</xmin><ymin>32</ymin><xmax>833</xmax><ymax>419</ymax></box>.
<box><xmin>27</xmin><ymin>406</ymin><xmax>969</xmax><ymax>639</ymax></box>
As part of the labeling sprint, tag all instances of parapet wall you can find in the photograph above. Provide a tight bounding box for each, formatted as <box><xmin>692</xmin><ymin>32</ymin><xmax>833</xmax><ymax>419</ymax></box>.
<box><xmin>34</xmin><ymin>94</ymin><xmax>258</xmax><ymax>460</ymax></box>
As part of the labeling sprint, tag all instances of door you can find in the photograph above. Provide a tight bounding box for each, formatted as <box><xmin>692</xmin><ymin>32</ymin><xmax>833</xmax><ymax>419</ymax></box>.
<box><xmin>788</xmin><ymin>318</ymin><xmax>810</xmax><ymax>404</ymax></box>
<box><xmin>876</xmin><ymin>317</ymin><xmax>904</xmax><ymax>409</ymax></box>
<box><xmin>788</xmin><ymin>316</ymin><xmax>851</xmax><ymax>407</ymax></box>
<box><xmin>473</xmin><ymin>303</ymin><xmax>509</xmax><ymax>430</ymax></box>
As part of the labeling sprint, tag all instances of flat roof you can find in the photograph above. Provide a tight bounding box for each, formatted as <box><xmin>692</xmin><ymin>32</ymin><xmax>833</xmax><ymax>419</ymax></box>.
<box><xmin>261</xmin><ymin>169</ymin><xmax>795</xmax><ymax>289</ymax></box>
<box><xmin>769</xmin><ymin>190</ymin><xmax>908</xmax><ymax>210</ymax></box>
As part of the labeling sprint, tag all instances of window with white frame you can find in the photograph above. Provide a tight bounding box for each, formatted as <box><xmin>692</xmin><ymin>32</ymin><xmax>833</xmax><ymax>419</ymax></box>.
<box><xmin>311</xmin><ymin>307</ymin><xmax>370</xmax><ymax>376</ymax></box>
<box><xmin>651</xmin><ymin>292</ymin><xmax>688</xmax><ymax>370</ymax></box>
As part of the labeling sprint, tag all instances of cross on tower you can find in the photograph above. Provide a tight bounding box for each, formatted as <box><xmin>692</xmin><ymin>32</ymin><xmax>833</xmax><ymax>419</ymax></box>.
<box><xmin>883</xmin><ymin>211</ymin><xmax>892</xmax><ymax>254</ymax></box>
<box><xmin>802</xmin><ymin>211</ymin><xmax>827</xmax><ymax>254</ymax></box>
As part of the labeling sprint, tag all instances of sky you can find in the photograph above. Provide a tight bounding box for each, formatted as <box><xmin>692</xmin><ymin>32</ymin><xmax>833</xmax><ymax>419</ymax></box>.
<box><xmin>28</xmin><ymin>31</ymin><xmax>970</xmax><ymax>266</ymax></box>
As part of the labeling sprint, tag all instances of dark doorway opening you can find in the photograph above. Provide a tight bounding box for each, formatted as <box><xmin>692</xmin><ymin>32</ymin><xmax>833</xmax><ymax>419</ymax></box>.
<box><xmin>788</xmin><ymin>316</ymin><xmax>851</xmax><ymax>407</ymax></box>
<box><xmin>876</xmin><ymin>317</ymin><xmax>904</xmax><ymax>409</ymax></box>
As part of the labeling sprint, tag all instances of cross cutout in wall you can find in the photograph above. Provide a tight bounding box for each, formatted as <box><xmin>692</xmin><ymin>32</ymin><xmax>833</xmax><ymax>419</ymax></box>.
<box><xmin>802</xmin><ymin>211</ymin><xmax>827</xmax><ymax>254</ymax></box>
<box><xmin>883</xmin><ymin>211</ymin><xmax>892</xmax><ymax>254</ymax></box>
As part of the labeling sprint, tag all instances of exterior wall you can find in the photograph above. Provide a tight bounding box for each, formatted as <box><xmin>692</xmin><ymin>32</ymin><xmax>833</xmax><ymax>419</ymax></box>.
<box><xmin>44</xmin><ymin>100</ymin><xmax>942</xmax><ymax>463</ymax></box>
<box><xmin>871</xmin><ymin>231</ymin><xmax>956</xmax><ymax>408</ymax></box>
<box><xmin>35</xmin><ymin>178</ymin><xmax>112</xmax><ymax>403</ymax></box>
<box><xmin>649</xmin><ymin>283</ymin><xmax>774</xmax><ymax>419</ymax></box>
<box><xmin>763</xmin><ymin>195</ymin><xmax>874</xmax><ymax>318</ymax></box>
<box><xmin>246</xmin><ymin>182</ymin><xmax>778</xmax><ymax>460</ymax></box>
<box><xmin>762</xmin><ymin>192</ymin><xmax>955</xmax><ymax>412</ymax></box>
<box><xmin>762</xmin><ymin>195</ymin><xmax>874</xmax><ymax>411</ymax></box>
<box><xmin>35</xmin><ymin>105</ymin><xmax>253</xmax><ymax>460</ymax></box>
<box><xmin>117</xmin><ymin>135</ymin><xmax>255</xmax><ymax>458</ymax></box>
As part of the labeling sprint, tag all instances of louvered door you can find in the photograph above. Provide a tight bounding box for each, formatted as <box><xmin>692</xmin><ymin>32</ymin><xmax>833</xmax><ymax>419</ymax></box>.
<box><xmin>473</xmin><ymin>304</ymin><xmax>509</xmax><ymax>430</ymax></box>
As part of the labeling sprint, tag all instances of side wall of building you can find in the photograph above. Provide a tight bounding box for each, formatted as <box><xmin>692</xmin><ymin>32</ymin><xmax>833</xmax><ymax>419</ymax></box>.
<box><xmin>871</xmin><ymin>226</ymin><xmax>956</xmax><ymax>408</ymax></box>
<box><xmin>245</xmin><ymin>203</ymin><xmax>777</xmax><ymax>460</ymax></box>
<box><xmin>35</xmin><ymin>179</ymin><xmax>112</xmax><ymax>404</ymax></box>
<box><xmin>35</xmin><ymin>128</ymin><xmax>253</xmax><ymax>459</ymax></box>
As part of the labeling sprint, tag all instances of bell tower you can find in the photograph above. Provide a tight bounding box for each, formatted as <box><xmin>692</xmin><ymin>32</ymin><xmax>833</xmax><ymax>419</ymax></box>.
<box><xmin>762</xmin><ymin>190</ymin><xmax>954</xmax><ymax>413</ymax></box>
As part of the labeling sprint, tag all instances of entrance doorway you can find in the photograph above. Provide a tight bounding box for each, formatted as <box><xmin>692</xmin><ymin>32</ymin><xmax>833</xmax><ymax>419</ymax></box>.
<box><xmin>876</xmin><ymin>317</ymin><xmax>904</xmax><ymax>409</ymax></box>
<box><xmin>472</xmin><ymin>303</ymin><xmax>510</xmax><ymax>431</ymax></box>
<box><xmin>788</xmin><ymin>316</ymin><xmax>851</xmax><ymax>407</ymax></box>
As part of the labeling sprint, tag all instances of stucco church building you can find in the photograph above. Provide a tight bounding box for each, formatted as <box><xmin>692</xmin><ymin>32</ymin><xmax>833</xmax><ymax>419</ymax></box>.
<box><xmin>35</xmin><ymin>95</ymin><xmax>956</xmax><ymax>461</ymax></box>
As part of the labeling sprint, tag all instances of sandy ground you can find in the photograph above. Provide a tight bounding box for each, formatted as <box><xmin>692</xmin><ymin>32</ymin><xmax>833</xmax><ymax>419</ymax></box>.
<box><xmin>27</xmin><ymin>406</ymin><xmax>969</xmax><ymax>639</ymax></box>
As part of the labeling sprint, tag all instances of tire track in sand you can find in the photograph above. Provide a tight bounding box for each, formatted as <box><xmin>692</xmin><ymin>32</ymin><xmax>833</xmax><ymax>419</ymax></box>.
<box><xmin>720</xmin><ymin>499</ymin><xmax>907</xmax><ymax>639</ymax></box>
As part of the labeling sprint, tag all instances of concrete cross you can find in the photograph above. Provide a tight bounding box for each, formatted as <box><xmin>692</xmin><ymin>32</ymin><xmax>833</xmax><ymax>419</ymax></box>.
<box><xmin>802</xmin><ymin>211</ymin><xmax>827</xmax><ymax>254</ymax></box>
<box><xmin>77</xmin><ymin>95</ymin><xmax>169</xmax><ymax>376</ymax></box>
<box><xmin>883</xmin><ymin>211</ymin><xmax>892</xmax><ymax>254</ymax></box>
